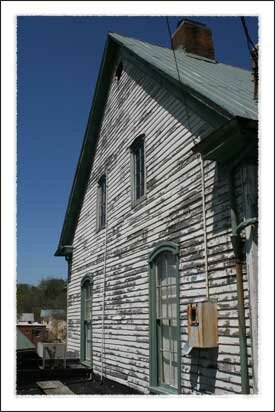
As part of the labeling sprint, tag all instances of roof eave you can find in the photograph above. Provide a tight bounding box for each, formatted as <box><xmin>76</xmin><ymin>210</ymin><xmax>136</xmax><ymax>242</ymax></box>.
<box><xmin>192</xmin><ymin>116</ymin><xmax>258</xmax><ymax>164</ymax></box>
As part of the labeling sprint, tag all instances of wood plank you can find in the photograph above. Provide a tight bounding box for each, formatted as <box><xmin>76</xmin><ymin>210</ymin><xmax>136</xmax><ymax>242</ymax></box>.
<box><xmin>37</xmin><ymin>381</ymin><xmax>74</xmax><ymax>395</ymax></box>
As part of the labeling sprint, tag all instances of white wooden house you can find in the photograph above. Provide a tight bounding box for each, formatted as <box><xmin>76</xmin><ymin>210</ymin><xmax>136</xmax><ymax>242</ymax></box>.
<box><xmin>55</xmin><ymin>19</ymin><xmax>258</xmax><ymax>395</ymax></box>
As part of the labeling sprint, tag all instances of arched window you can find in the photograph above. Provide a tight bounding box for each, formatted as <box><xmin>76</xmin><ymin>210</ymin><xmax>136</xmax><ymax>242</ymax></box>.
<box><xmin>130</xmin><ymin>134</ymin><xmax>146</xmax><ymax>204</ymax></box>
<box><xmin>80</xmin><ymin>275</ymin><xmax>93</xmax><ymax>365</ymax></box>
<box><xmin>149</xmin><ymin>242</ymin><xmax>180</xmax><ymax>394</ymax></box>
<box><xmin>97</xmin><ymin>175</ymin><xmax>106</xmax><ymax>230</ymax></box>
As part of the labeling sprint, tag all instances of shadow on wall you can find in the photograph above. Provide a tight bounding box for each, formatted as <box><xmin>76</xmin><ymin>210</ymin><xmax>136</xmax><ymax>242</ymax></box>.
<box><xmin>189</xmin><ymin>348</ymin><xmax>218</xmax><ymax>393</ymax></box>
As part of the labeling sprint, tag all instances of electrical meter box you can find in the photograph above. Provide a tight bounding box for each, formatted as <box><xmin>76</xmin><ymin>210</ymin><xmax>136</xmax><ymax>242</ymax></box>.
<box><xmin>187</xmin><ymin>301</ymin><xmax>218</xmax><ymax>348</ymax></box>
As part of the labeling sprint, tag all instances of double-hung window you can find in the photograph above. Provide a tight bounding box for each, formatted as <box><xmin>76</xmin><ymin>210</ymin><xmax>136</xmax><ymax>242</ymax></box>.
<box><xmin>131</xmin><ymin>135</ymin><xmax>145</xmax><ymax>204</ymax></box>
<box><xmin>97</xmin><ymin>175</ymin><xmax>106</xmax><ymax>230</ymax></box>
<box><xmin>149</xmin><ymin>242</ymin><xmax>180</xmax><ymax>394</ymax></box>
<box><xmin>80</xmin><ymin>275</ymin><xmax>93</xmax><ymax>365</ymax></box>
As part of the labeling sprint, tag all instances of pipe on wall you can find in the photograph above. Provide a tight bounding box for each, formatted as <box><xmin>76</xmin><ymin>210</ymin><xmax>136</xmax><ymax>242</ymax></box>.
<box><xmin>199</xmin><ymin>154</ymin><xmax>209</xmax><ymax>299</ymax></box>
<box><xmin>100</xmin><ymin>172</ymin><xmax>108</xmax><ymax>382</ymax></box>
<box><xmin>228</xmin><ymin>169</ymin><xmax>250</xmax><ymax>394</ymax></box>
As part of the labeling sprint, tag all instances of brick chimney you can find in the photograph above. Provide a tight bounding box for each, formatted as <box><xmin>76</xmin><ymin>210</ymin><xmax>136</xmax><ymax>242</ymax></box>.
<box><xmin>171</xmin><ymin>18</ymin><xmax>215</xmax><ymax>60</ymax></box>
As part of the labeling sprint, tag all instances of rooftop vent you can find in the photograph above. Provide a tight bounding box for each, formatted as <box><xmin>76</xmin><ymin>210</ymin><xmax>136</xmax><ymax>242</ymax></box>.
<box><xmin>171</xmin><ymin>18</ymin><xmax>215</xmax><ymax>61</ymax></box>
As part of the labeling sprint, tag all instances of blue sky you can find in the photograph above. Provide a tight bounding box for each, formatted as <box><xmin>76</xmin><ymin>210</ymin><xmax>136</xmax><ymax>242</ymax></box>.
<box><xmin>17</xmin><ymin>16</ymin><xmax>258</xmax><ymax>285</ymax></box>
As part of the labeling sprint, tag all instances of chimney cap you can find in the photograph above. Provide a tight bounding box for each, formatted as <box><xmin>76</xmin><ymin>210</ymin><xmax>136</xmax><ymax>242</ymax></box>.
<box><xmin>177</xmin><ymin>18</ymin><xmax>206</xmax><ymax>29</ymax></box>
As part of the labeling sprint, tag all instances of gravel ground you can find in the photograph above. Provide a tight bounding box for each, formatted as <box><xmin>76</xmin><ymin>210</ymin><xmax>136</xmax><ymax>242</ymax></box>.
<box><xmin>63</xmin><ymin>374</ymin><xmax>142</xmax><ymax>395</ymax></box>
<box><xmin>17</xmin><ymin>375</ymin><xmax>142</xmax><ymax>395</ymax></box>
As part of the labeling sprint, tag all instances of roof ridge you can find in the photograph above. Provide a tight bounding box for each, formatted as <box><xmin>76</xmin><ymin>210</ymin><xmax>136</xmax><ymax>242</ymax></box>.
<box><xmin>108</xmin><ymin>31</ymin><xmax>173</xmax><ymax>52</ymax></box>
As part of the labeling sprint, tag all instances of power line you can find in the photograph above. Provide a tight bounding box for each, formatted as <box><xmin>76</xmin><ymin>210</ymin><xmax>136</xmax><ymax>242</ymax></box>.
<box><xmin>240</xmin><ymin>17</ymin><xmax>258</xmax><ymax>100</ymax></box>
<box><xmin>240</xmin><ymin>17</ymin><xmax>258</xmax><ymax>61</ymax></box>
<box><xmin>165</xmin><ymin>17</ymin><xmax>194</xmax><ymax>142</ymax></box>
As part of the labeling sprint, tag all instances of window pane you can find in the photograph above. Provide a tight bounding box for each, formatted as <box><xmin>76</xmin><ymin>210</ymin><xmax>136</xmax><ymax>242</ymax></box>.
<box><xmin>171</xmin><ymin>322</ymin><xmax>178</xmax><ymax>353</ymax></box>
<box><xmin>167</xmin><ymin>253</ymin><xmax>177</xmax><ymax>319</ymax></box>
<box><xmin>140</xmin><ymin>144</ymin><xmax>144</xmax><ymax>197</ymax></box>
<box><xmin>84</xmin><ymin>284</ymin><xmax>92</xmax><ymax>321</ymax></box>
<box><xmin>157</xmin><ymin>255</ymin><xmax>166</xmax><ymax>287</ymax></box>
<box><xmin>158</xmin><ymin>350</ymin><xmax>164</xmax><ymax>385</ymax></box>
<box><xmin>85</xmin><ymin>284</ymin><xmax>91</xmax><ymax>299</ymax></box>
<box><xmin>168</xmin><ymin>283</ymin><xmax>177</xmax><ymax>319</ymax></box>
<box><xmin>132</xmin><ymin>139</ymin><xmax>144</xmax><ymax>201</ymax></box>
<box><xmin>156</xmin><ymin>286</ymin><xmax>160</xmax><ymax>318</ymax></box>
<box><xmin>98</xmin><ymin>176</ymin><xmax>106</xmax><ymax>229</ymax></box>
<box><xmin>85</xmin><ymin>323</ymin><xmax>91</xmax><ymax>361</ymax></box>
<box><xmin>167</xmin><ymin>253</ymin><xmax>177</xmax><ymax>279</ymax></box>
<box><xmin>154</xmin><ymin>250</ymin><xmax>178</xmax><ymax>390</ymax></box>
<box><xmin>160</xmin><ymin>286</ymin><xmax>168</xmax><ymax>318</ymax></box>
<box><xmin>85</xmin><ymin>298</ymin><xmax>91</xmax><ymax>320</ymax></box>
<box><xmin>136</xmin><ymin>147</ymin><xmax>140</xmax><ymax>199</ymax></box>
<box><xmin>162</xmin><ymin>320</ymin><xmax>170</xmax><ymax>352</ymax></box>
<box><xmin>171</xmin><ymin>350</ymin><xmax>178</xmax><ymax>387</ymax></box>
<box><xmin>101</xmin><ymin>178</ymin><xmax>106</xmax><ymax>227</ymax></box>
<box><xmin>162</xmin><ymin>350</ymin><xmax>170</xmax><ymax>385</ymax></box>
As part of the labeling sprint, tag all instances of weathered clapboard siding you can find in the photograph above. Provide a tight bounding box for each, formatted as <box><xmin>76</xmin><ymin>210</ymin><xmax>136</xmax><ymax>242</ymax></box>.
<box><xmin>67</xmin><ymin>56</ymin><xmax>253</xmax><ymax>394</ymax></box>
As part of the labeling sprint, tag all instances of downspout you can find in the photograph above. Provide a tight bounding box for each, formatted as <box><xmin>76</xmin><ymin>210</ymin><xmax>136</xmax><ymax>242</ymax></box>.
<box><xmin>228</xmin><ymin>169</ymin><xmax>250</xmax><ymax>394</ymax></box>
<box><xmin>199</xmin><ymin>155</ymin><xmax>209</xmax><ymax>299</ymax></box>
<box><xmin>100</xmin><ymin>173</ymin><xmax>108</xmax><ymax>382</ymax></box>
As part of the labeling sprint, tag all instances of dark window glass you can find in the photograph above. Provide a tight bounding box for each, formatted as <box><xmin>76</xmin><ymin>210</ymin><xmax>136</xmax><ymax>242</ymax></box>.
<box><xmin>132</xmin><ymin>137</ymin><xmax>145</xmax><ymax>202</ymax></box>
<box><xmin>98</xmin><ymin>176</ymin><xmax>106</xmax><ymax>229</ymax></box>
<box><xmin>115</xmin><ymin>61</ymin><xmax>123</xmax><ymax>82</ymax></box>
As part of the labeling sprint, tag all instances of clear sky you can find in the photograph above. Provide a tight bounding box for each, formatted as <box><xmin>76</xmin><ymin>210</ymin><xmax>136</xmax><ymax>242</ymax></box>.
<box><xmin>17</xmin><ymin>16</ymin><xmax>258</xmax><ymax>285</ymax></box>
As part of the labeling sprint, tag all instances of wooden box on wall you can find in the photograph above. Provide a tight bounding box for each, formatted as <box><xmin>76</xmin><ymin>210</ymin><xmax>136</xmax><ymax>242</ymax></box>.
<box><xmin>187</xmin><ymin>301</ymin><xmax>218</xmax><ymax>348</ymax></box>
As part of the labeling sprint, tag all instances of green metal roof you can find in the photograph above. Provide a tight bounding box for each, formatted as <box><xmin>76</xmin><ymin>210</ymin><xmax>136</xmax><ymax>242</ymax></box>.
<box><xmin>109</xmin><ymin>33</ymin><xmax>258</xmax><ymax>120</ymax></box>
<box><xmin>17</xmin><ymin>327</ymin><xmax>35</xmax><ymax>351</ymax></box>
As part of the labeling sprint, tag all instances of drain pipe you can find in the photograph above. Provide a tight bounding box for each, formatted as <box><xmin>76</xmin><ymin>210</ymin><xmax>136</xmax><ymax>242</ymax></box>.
<box><xmin>199</xmin><ymin>155</ymin><xmax>209</xmax><ymax>299</ymax></box>
<box><xmin>228</xmin><ymin>169</ymin><xmax>250</xmax><ymax>394</ymax></box>
<box><xmin>100</xmin><ymin>172</ymin><xmax>108</xmax><ymax>383</ymax></box>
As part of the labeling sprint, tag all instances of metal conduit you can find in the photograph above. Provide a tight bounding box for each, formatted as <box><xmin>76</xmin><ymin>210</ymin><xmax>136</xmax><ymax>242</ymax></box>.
<box><xmin>199</xmin><ymin>154</ymin><xmax>209</xmax><ymax>299</ymax></box>
<box><xmin>228</xmin><ymin>170</ymin><xmax>250</xmax><ymax>394</ymax></box>
<box><xmin>100</xmin><ymin>173</ymin><xmax>108</xmax><ymax>382</ymax></box>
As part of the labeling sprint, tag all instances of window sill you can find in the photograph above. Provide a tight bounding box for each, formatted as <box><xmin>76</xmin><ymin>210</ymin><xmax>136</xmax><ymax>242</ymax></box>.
<box><xmin>149</xmin><ymin>385</ymin><xmax>179</xmax><ymax>395</ymax></box>
<box><xmin>95</xmin><ymin>226</ymin><xmax>106</xmax><ymax>234</ymax></box>
<box><xmin>80</xmin><ymin>360</ymin><xmax>92</xmax><ymax>368</ymax></box>
<box><xmin>131</xmin><ymin>195</ymin><xmax>147</xmax><ymax>210</ymax></box>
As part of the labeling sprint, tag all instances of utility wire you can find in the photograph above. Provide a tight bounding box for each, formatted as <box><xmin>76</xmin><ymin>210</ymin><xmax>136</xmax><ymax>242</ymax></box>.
<box><xmin>165</xmin><ymin>16</ymin><xmax>194</xmax><ymax>141</ymax></box>
<box><xmin>165</xmin><ymin>17</ymin><xmax>209</xmax><ymax>298</ymax></box>
<box><xmin>240</xmin><ymin>17</ymin><xmax>258</xmax><ymax>61</ymax></box>
<box><xmin>240</xmin><ymin>17</ymin><xmax>258</xmax><ymax>100</ymax></box>
<box><xmin>165</xmin><ymin>17</ymin><xmax>184</xmax><ymax>94</ymax></box>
